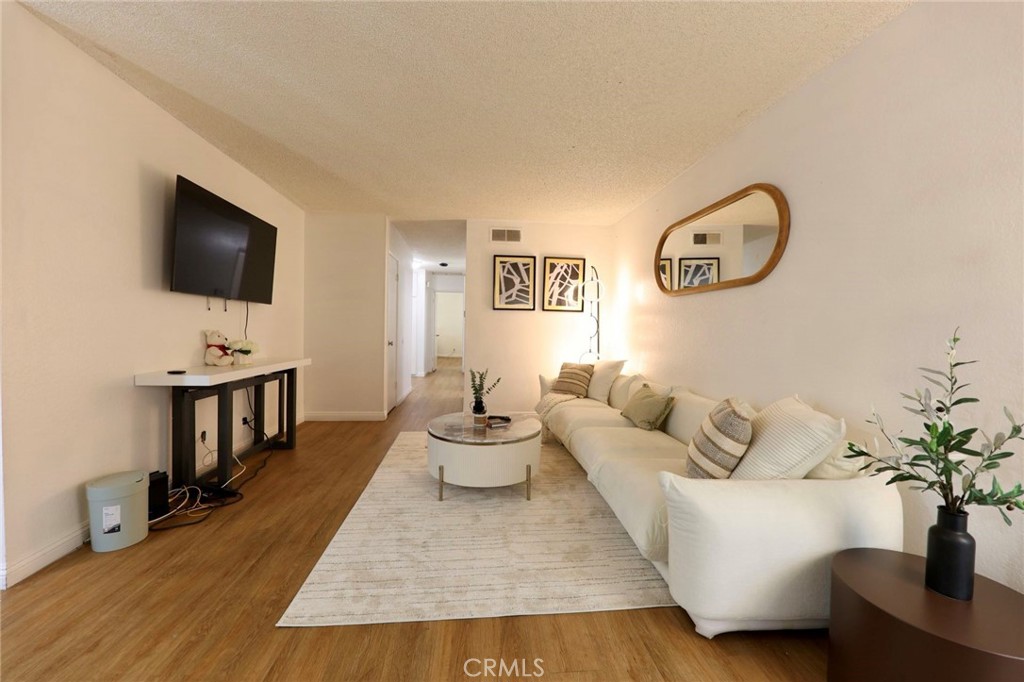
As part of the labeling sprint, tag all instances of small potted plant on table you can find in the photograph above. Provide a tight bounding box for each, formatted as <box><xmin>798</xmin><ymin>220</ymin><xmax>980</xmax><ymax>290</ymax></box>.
<box><xmin>469</xmin><ymin>369</ymin><xmax>501</xmax><ymax>429</ymax></box>
<box><xmin>847</xmin><ymin>330</ymin><xmax>1024</xmax><ymax>600</ymax></box>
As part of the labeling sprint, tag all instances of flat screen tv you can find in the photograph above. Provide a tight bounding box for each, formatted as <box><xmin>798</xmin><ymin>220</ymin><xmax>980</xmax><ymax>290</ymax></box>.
<box><xmin>171</xmin><ymin>176</ymin><xmax>277</xmax><ymax>304</ymax></box>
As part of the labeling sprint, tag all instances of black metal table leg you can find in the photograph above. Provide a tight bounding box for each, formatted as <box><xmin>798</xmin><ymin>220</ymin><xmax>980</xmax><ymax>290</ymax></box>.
<box><xmin>217</xmin><ymin>383</ymin><xmax>234</xmax><ymax>487</ymax></box>
<box><xmin>284</xmin><ymin>368</ymin><xmax>297</xmax><ymax>448</ymax></box>
<box><xmin>253</xmin><ymin>382</ymin><xmax>266</xmax><ymax>445</ymax></box>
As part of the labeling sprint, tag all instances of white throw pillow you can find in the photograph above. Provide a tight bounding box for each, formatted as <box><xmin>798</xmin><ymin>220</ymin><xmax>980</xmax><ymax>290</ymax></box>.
<box><xmin>731</xmin><ymin>396</ymin><xmax>846</xmax><ymax>480</ymax></box>
<box><xmin>806</xmin><ymin>441</ymin><xmax>866</xmax><ymax>480</ymax></box>
<box><xmin>608</xmin><ymin>374</ymin><xmax>637</xmax><ymax>410</ymax></box>
<box><xmin>538</xmin><ymin>374</ymin><xmax>556</xmax><ymax>397</ymax></box>
<box><xmin>627</xmin><ymin>376</ymin><xmax>670</xmax><ymax>400</ymax></box>
<box><xmin>587</xmin><ymin>360</ymin><xmax>626</xmax><ymax>404</ymax></box>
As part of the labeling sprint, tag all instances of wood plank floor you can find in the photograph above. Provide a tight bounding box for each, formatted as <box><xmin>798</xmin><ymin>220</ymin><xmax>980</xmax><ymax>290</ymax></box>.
<box><xmin>0</xmin><ymin>357</ymin><xmax>827</xmax><ymax>681</ymax></box>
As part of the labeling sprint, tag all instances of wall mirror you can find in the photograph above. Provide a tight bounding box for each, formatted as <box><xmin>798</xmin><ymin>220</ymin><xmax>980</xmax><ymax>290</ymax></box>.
<box><xmin>655</xmin><ymin>183</ymin><xmax>790</xmax><ymax>296</ymax></box>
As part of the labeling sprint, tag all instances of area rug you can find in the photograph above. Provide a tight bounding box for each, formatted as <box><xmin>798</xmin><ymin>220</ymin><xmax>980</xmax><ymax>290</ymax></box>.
<box><xmin>277</xmin><ymin>431</ymin><xmax>673</xmax><ymax>626</ymax></box>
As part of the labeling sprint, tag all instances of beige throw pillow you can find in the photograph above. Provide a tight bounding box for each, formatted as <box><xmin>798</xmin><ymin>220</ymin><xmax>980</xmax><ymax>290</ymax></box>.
<box><xmin>621</xmin><ymin>384</ymin><xmax>676</xmax><ymax>431</ymax></box>
<box><xmin>551</xmin><ymin>362</ymin><xmax>595</xmax><ymax>397</ymax></box>
<box><xmin>686</xmin><ymin>398</ymin><xmax>755</xmax><ymax>479</ymax></box>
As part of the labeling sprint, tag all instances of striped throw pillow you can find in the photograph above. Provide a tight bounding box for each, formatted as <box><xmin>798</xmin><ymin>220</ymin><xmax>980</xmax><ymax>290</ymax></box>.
<box><xmin>686</xmin><ymin>398</ymin><xmax>755</xmax><ymax>479</ymax></box>
<box><xmin>551</xmin><ymin>363</ymin><xmax>594</xmax><ymax>397</ymax></box>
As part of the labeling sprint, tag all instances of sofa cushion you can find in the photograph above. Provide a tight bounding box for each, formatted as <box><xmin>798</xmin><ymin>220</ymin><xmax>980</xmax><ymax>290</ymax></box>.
<box><xmin>591</xmin><ymin>457</ymin><xmax>689</xmax><ymax>562</ymax></box>
<box><xmin>587</xmin><ymin>359</ymin><xmax>626</xmax><ymax>403</ymax></box>
<box><xmin>686</xmin><ymin>398</ymin><xmax>755</xmax><ymax>479</ymax></box>
<box><xmin>608</xmin><ymin>374</ymin><xmax>638</xmax><ymax>410</ymax></box>
<box><xmin>547</xmin><ymin>403</ymin><xmax>632</xmax><ymax>445</ymax></box>
<box><xmin>569</xmin><ymin>426</ymin><xmax>688</xmax><ymax>475</ymax></box>
<box><xmin>731</xmin><ymin>396</ymin><xmax>846</xmax><ymax>480</ymax></box>
<box><xmin>622</xmin><ymin>385</ymin><xmax>676</xmax><ymax>430</ymax></box>
<box><xmin>662</xmin><ymin>388</ymin><xmax>719</xmax><ymax>444</ymax></box>
<box><xmin>551</xmin><ymin>362</ymin><xmax>595</xmax><ymax>397</ymax></box>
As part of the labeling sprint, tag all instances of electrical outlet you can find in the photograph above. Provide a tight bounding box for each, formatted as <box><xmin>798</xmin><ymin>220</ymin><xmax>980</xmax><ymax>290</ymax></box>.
<box><xmin>200</xmin><ymin>430</ymin><xmax>207</xmax><ymax>443</ymax></box>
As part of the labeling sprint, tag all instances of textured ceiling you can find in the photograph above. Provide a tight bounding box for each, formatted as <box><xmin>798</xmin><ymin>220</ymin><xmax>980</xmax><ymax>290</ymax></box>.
<box><xmin>28</xmin><ymin>1</ymin><xmax>908</xmax><ymax>224</ymax></box>
<box><xmin>392</xmin><ymin>220</ymin><xmax>467</xmax><ymax>274</ymax></box>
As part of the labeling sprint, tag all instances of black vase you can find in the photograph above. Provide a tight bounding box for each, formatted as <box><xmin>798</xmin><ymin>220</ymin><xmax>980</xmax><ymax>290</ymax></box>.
<box><xmin>472</xmin><ymin>398</ymin><xmax>486</xmax><ymax>415</ymax></box>
<box><xmin>925</xmin><ymin>506</ymin><xmax>975</xmax><ymax>600</ymax></box>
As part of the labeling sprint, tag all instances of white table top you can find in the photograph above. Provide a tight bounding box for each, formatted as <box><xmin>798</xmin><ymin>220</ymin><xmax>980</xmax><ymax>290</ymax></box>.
<box><xmin>134</xmin><ymin>357</ymin><xmax>311</xmax><ymax>387</ymax></box>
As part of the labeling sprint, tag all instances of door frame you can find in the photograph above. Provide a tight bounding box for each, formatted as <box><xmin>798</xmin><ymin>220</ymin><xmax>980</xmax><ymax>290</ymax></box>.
<box><xmin>386</xmin><ymin>254</ymin><xmax>399</xmax><ymax>413</ymax></box>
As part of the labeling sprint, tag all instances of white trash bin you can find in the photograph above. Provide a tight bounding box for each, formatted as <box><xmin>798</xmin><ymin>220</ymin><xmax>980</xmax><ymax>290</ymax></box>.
<box><xmin>86</xmin><ymin>470</ymin><xmax>149</xmax><ymax>552</ymax></box>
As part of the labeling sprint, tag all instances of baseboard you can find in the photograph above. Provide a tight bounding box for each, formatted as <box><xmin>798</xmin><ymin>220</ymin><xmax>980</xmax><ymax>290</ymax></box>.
<box><xmin>3</xmin><ymin>520</ymin><xmax>90</xmax><ymax>588</ymax></box>
<box><xmin>305</xmin><ymin>411</ymin><xmax>387</xmax><ymax>422</ymax></box>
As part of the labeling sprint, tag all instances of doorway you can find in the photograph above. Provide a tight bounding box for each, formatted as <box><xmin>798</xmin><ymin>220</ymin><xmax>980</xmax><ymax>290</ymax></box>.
<box><xmin>434</xmin><ymin>291</ymin><xmax>464</xmax><ymax>365</ymax></box>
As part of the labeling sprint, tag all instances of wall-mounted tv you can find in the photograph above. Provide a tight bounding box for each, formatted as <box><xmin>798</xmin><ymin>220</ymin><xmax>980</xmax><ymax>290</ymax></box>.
<box><xmin>171</xmin><ymin>176</ymin><xmax>277</xmax><ymax>304</ymax></box>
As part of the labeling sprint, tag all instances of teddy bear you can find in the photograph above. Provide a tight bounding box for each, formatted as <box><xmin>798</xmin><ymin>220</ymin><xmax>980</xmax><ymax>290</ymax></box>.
<box><xmin>203</xmin><ymin>329</ymin><xmax>235</xmax><ymax>366</ymax></box>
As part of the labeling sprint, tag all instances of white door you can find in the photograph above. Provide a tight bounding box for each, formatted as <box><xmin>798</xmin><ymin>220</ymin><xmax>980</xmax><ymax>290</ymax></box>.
<box><xmin>425</xmin><ymin>279</ymin><xmax>437</xmax><ymax>373</ymax></box>
<box><xmin>386</xmin><ymin>255</ymin><xmax>399</xmax><ymax>412</ymax></box>
<box><xmin>435</xmin><ymin>291</ymin><xmax>465</xmax><ymax>358</ymax></box>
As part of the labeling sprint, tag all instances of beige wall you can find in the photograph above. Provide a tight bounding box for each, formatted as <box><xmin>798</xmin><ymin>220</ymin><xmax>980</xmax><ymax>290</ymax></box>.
<box><xmin>607</xmin><ymin>2</ymin><xmax>1024</xmax><ymax>590</ymax></box>
<box><xmin>465</xmin><ymin>220</ymin><xmax>612</xmax><ymax>412</ymax></box>
<box><xmin>304</xmin><ymin>213</ymin><xmax>387</xmax><ymax>420</ymax></box>
<box><xmin>1</xmin><ymin>4</ymin><xmax>306</xmax><ymax>585</ymax></box>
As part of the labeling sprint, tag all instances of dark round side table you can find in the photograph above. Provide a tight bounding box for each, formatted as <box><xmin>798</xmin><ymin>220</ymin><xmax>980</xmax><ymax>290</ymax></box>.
<box><xmin>829</xmin><ymin>548</ymin><xmax>1024</xmax><ymax>682</ymax></box>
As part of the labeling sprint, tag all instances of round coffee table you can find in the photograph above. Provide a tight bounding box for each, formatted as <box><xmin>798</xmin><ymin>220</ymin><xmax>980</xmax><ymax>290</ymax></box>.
<box><xmin>426</xmin><ymin>413</ymin><xmax>542</xmax><ymax>501</ymax></box>
<box><xmin>829</xmin><ymin>548</ymin><xmax>1024</xmax><ymax>681</ymax></box>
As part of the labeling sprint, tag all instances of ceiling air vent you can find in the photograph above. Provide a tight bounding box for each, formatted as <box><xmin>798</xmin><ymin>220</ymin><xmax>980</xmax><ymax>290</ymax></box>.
<box><xmin>693</xmin><ymin>232</ymin><xmax>722</xmax><ymax>245</ymax></box>
<box><xmin>490</xmin><ymin>228</ymin><xmax>522</xmax><ymax>243</ymax></box>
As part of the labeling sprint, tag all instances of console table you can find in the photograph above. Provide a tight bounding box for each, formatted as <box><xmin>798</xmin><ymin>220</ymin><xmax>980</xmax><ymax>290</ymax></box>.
<box><xmin>135</xmin><ymin>358</ymin><xmax>311</xmax><ymax>489</ymax></box>
<box><xmin>829</xmin><ymin>548</ymin><xmax>1024</xmax><ymax>682</ymax></box>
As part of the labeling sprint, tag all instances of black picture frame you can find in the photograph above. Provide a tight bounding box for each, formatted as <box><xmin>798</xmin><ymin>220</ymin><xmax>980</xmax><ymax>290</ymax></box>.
<box><xmin>679</xmin><ymin>257</ymin><xmax>720</xmax><ymax>288</ymax></box>
<box><xmin>493</xmin><ymin>255</ymin><xmax>536</xmax><ymax>310</ymax></box>
<box><xmin>659</xmin><ymin>258</ymin><xmax>673</xmax><ymax>290</ymax></box>
<box><xmin>542</xmin><ymin>257</ymin><xmax>586</xmax><ymax>312</ymax></box>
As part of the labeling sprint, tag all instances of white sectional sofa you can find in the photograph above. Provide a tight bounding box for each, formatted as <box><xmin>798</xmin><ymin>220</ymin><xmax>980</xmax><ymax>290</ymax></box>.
<box><xmin>539</xmin><ymin>372</ymin><xmax>903</xmax><ymax>638</ymax></box>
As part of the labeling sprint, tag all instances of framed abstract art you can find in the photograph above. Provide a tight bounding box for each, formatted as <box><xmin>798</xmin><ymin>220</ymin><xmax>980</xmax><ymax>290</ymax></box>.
<box><xmin>659</xmin><ymin>259</ymin><xmax>673</xmax><ymax>290</ymax></box>
<box><xmin>493</xmin><ymin>255</ymin><xmax>536</xmax><ymax>310</ymax></box>
<box><xmin>542</xmin><ymin>257</ymin><xmax>586</xmax><ymax>312</ymax></box>
<box><xmin>679</xmin><ymin>257</ymin><xmax>720</xmax><ymax>289</ymax></box>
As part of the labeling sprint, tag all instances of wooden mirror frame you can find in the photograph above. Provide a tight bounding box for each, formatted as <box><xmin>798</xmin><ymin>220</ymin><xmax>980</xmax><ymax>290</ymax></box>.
<box><xmin>654</xmin><ymin>183</ymin><xmax>790</xmax><ymax>296</ymax></box>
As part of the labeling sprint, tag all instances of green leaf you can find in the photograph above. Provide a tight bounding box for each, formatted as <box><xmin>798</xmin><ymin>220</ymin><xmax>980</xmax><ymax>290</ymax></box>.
<box><xmin>918</xmin><ymin>367</ymin><xmax>949</xmax><ymax>378</ymax></box>
<box><xmin>950</xmin><ymin>397</ymin><xmax>980</xmax><ymax>407</ymax></box>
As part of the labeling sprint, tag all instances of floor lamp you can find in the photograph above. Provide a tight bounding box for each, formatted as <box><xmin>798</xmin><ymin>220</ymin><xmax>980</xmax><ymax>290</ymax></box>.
<box><xmin>579</xmin><ymin>266</ymin><xmax>603</xmax><ymax>364</ymax></box>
